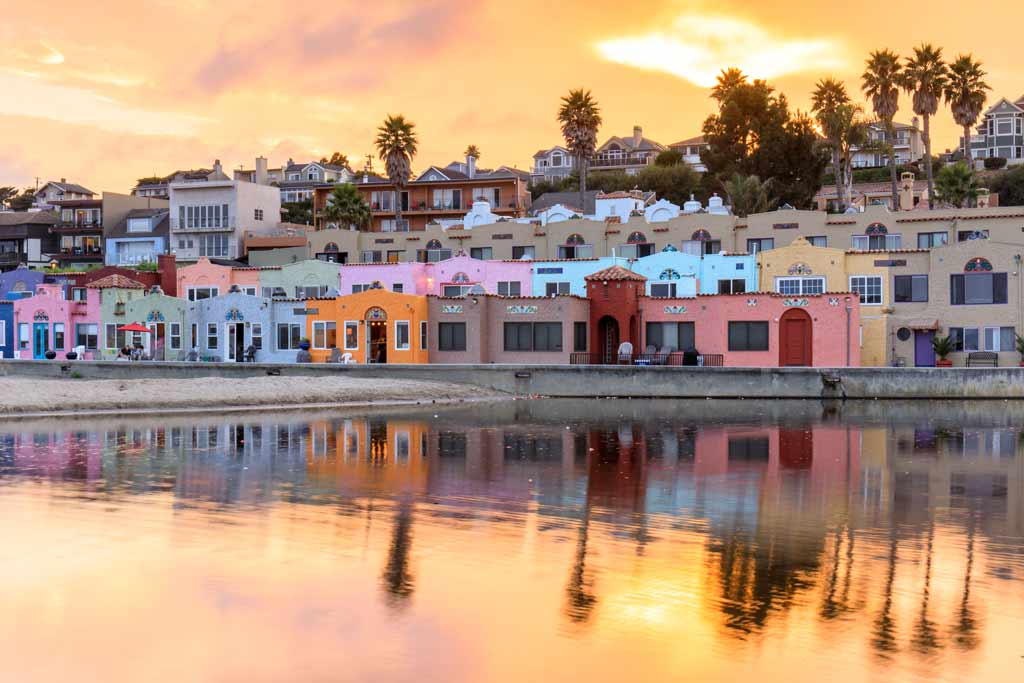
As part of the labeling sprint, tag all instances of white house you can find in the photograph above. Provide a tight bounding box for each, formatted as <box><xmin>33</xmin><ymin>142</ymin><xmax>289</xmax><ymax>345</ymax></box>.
<box><xmin>530</xmin><ymin>146</ymin><xmax>576</xmax><ymax>184</ymax></box>
<box><xmin>32</xmin><ymin>180</ymin><xmax>95</xmax><ymax>209</ymax></box>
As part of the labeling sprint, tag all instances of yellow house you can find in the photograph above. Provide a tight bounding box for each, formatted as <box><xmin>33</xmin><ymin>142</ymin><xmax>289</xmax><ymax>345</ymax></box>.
<box><xmin>304</xmin><ymin>289</ymin><xmax>429</xmax><ymax>364</ymax></box>
<box><xmin>758</xmin><ymin>237</ymin><xmax>929</xmax><ymax>365</ymax></box>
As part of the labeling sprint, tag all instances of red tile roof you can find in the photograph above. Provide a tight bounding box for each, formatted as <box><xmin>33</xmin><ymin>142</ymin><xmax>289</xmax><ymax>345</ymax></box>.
<box><xmin>86</xmin><ymin>274</ymin><xmax>146</xmax><ymax>289</ymax></box>
<box><xmin>584</xmin><ymin>265</ymin><xmax>647</xmax><ymax>282</ymax></box>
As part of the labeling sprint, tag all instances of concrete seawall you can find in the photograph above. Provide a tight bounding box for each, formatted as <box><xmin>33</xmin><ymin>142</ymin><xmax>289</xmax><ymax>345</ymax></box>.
<box><xmin>3</xmin><ymin>360</ymin><xmax>1024</xmax><ymax>399</ymax></box>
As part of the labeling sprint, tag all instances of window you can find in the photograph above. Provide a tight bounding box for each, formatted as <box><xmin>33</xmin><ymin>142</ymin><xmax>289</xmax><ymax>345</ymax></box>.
<box><xmin>251</xmin><ymin>323</ymin><xmax>262</xmax><ymax>350</ymax></box>
<box><xmin>849</xmin><ymin>276</ymin><xmax>883</xmax><ymax>305</ymax></box>
<box><xmin>470</xmin><ymin>247</ymin><xmax>493</xmax><ymax>260</ymax></box>
<box><xmin>512</xmin><ymin>246</ymin><xmax>535</xmax><ymax>260</ymax></box>
<box><xmin>574</xmin><ymin>322</ymin><xmax>587</xmax><ymax>352</ymax></box>
<box><xmin>127</xmin><ymin>218</ymin><xmax>151</xmax><ymax>233</ymax></box>
<box><xmin>395</xmin><ymin>321</ymin><xmax>410</xmax><ymax>350</ymax></box>
<box><xmin>392</xmin><ymin>283</ymin><xmax>404</xmax><ymax>293</ymax></box>
<box><xmin>105</xmin><ymin>324</ymin><xmax>129</xmax><ymax>350</ymax></box>
<box><xmin>351</xmin><ymin>284</ymin><xmax>373</xmax><ymax>294</ymax></box>
<box><xmin>76</xmin><ymin>323</ymin><xmax>99</xmax><ymax>350</ymax></box>
<box><xmin>199</xmin><ymin>234</ymin><xmax>228</xmax><ymax>258</ymax></box>
<box><xmin>646</xmin><ymin>322</ymin><xmax>695</xmax><ymax>352</ymax></box>
<box><xmin>682</xmin><ymin>240</ymin><xmax>721</xmax><ymax>256</ymax></box>
<box><xmin>344</xmin><ymin>321</ymin><xmax>358</xmax><ymax>350</ymax></box>
<box><xmin>728</xmin><ymin>436</ymin><xmax>770</xmax><ymax>461</ymax></box>
<box><xmin>504</xmin><ymin>322</ymin><xmax>562</xmax><ymax>351</ymax></box>
<box><xmin>417</xmin><ymin>248</ymin><xmax>452</xmax><ymax>263</ymax></box>
<box><xmin>295</xmin><ymin>285</ymin><xmax>328</xmax><ymax>298</ymax></box>
<box><xmin>545</xmin><ymin>282</ymin><xmax>570</xmax><ymax>296</ymax></box>
<box><xmin>852</xmin><ymin>234</ymin><xmax>901</xmax><ymax>250</ymax></box>
<box><xmin>718</xmin><ymin>279</ymin><xmax>746</xmax><ymax>294</ymax></box>
<box><xmin>277</xmin><ymin>323</ymin><xmax>302</xmax><ymax>351</ymax></box>
<box><xmin>254</xmin><ymin>208</ymin><xmax>264</xmax><ymax>221</ymax></box>
<box><xmin>806</xmin><ymin>236</ymin><xmax>827</xmax><ymax>247</ymax></box>
<box><xmin>387</xmin><ymin>251</ymin><xmax>404</xmax><ymax>263</ymax></box>
<box><xmin>618</xmin><ymin>243</ymin><xmax>655</xmax><ymax>258</ymax></box>
<box><xmin>313</xmin><ymin>321</ymin><xmax>336</xmax><ymax>349</ymax></box>
<box><xmin>170</xmin><ymin>323</ymin><xmax>182</xmax><ymax>350</ymax></box>
<box><xmin>949</xmin><ymin>327</ymin><xmax>980</xmax><ymax>352</ymax></box>
<box><xmin>957</xmin><ymin>229</ymin><xmax>989</xmax><ymax>242</ymax></box>
<box><xmin>983</xmin><ymin>326</ymin><xmax>1016</xmax><ymax>352</ymax></box>
<box><xmin>894</xmin><ymin>275</ymin><xmax>928</xmax><ymax>302</ymax></box>
<box><xmin>191</xmin><ymin>323</ymin><xmax>197</xmax><ymax>350</ymax></box>
<box><xmin>497</xmin><ymin>281</ymin><xmax>521</xmax><ymax>297</ymax></box>
<box><xmin>650</xmin><ymin>282</ymin><xmax>677</xmax><ymax>297</ymax></box>
<box><xmin>187</xmin><ymin>287</ymin><xmax>219</xmax><ymax>301</ymax></box>
<box><xmin>557</xmin><ymin>244</ymin><xmax>594</xmax><ymax>259</ymax></box>
<box><xmin>917</xmin><ymin>232</ymin><xmax>948</xmax><ymax>248</ymax></box>
<box><xmin>206</xmin><ymin>323</ymin><xmax>218</xmax><ymax>350</ymax></box>
<box><xmin>18</xmin><ymin>323</ymin><xmax>28</xmax><ymax>350</ymax></box>
<box><xmin>52</xmin><ymin>323</ymin><xmax>65</xmax><ymax>350</ymax></box>
<box><xmin>70</xmin><ymin>287</ymin><xmax>87</xmax><ymax>301</ymax></box>
<box><xmin>443</xmin><ymin>285</ymin><xmax>472</xmax><ymax>297</ymax></box>
<box><xmin>951</xmin><ymin>273</ymin><xmax>1008</xmax><ymax>305</ymax></box>
<box><xmin>438</xmin><ymin>322</ymin><xmax>466</xmax><ymax>351</ymax></box>
<box><xmin>420</xmin><ymin>321</ymin><xmax>428</xmax><ymax>350</ymax></box>
<box><xmin>361</xmin><ymin>250</ymin><xmax>383</xmax><ymax>263</ymax></box>
<box><xmin>728</xmin><ymin>322</ymin><xmax>769</xmax><ymax>351</ymax></box>
<box><xmin>746</xmin><ymin>238</ymin><xmax>774</xmax><ymax>253</ymax></box>
<box><xmin>776</xmin><ymin>277</ymin><xmax>824</xmax><ymax>295</ymax></box>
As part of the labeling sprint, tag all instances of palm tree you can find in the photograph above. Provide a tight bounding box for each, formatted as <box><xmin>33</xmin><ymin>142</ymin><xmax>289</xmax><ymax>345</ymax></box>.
<box><xmin>945</xmin><ymin>55</ymin><xmax>990</xmax><ymax>168</ymax></box>
<box><xmin>862</xmin><ymin>49</ymin><xmax>903</xmax><ymax>209</ymax></box>
<box><xmin>464</xmin><ymin>144</ymin><xmax>481</xmax><ymax>160</ymax></box>
<box><xmin>724</xmin><ymin>173</ymin><xmax>774</xmax><ymax>216</ymax></box>
<box><xmin>321</xmin><ymin>183</ymin><xmax>371</xmax><ymax>230</ymax></box>
<box><xmin>557</xmin><ymin>89</ymin><xmax>602</xmax><ymax>213</ymax></box>
<box><xmin>934</xmin><ymin>161</ymin><xmax>980</xmax><ymax>207</ymax></box>
<box><xmin>902</xmin><ymin>44</ymin><xmax>948</xmax><ymax>206</ymax></box>
<box><xmin>374</xmin><ymin>114</ymin><xmax>418</xmax><ymax>228</ymax></box>
<box><xmin>811</xmin><ymin>78</ymin><xmax>852</xmax><ymax>211</ymax></box>
<box><xmin>712</xmin><ymin>67</ymin><xmax>748</xmax><ymax>102</ymax></box>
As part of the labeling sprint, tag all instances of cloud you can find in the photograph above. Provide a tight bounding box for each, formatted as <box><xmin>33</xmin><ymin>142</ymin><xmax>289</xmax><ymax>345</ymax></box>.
<box><xmin>595</xmin><ymin>14</ymin><xmax>846</xmax><ymax>88</ymax></box>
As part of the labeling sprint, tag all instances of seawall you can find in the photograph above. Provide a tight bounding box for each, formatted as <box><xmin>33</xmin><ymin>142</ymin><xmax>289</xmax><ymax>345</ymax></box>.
<box><xmin>2</xmin><ymin>360</ymin><xmax>1024</xmax><ymax>400</ymax></box>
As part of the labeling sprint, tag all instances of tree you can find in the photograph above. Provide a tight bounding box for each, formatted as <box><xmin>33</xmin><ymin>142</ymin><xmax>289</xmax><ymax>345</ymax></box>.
<box><xmin>989</xmin><ymin>165</ymin><xmax>1024</xmax><ymax>206</ymax></box>
<box><xmin>902</xmin><ymin>44</ymin><xmax>948</xmax><ymax>207</ymax></box>
<box><xmin>811</xmin><ymin>78</ymin><xmax>852</xmax><ymax>210</ymax></box>
<box><xmin>319</xmin><ymin>152</ymin><xmax>350</xmax><ymax>169</ymax></box>
<box><xmin>0</xmin><ymin>186</ymin><xmax>18</xmax><ymax>209</ymax></box>
<box><xmin>655</xmin><ymin>149</ymin><xmax>684</xmax><ymax>166</ymax></box>
<box><xmin>374</xmin><ymin>115</ymin><xmax>418</xmax><ymax>228</ymax></box>
<box><xmin>281</xmin><ymin>199</ymin><xmax>313</xmax><ymax>224</ymax></box>
<box><xmin>862</xmin><ymin>49</ymin><xmax>903</xmax><ymax>209</ymax></box>
<box><xmin>701</xmin><ymin>70</ymin><xmax>828</xmax><ymax>209</ymax></box>
<box><xmin>464</xmin><ymin>144</ymin><xmax>480</xmax><ymax>160</ymax></box>
<box><xmin>724</xmin><ymin>173</ymin><xmax>774</xmax><ymax>217</ymax></box>
<box><xmin>321</xmin><ymin>183</ymin><xmax>371</xmax><ymax>230</ymax></box>
<box><xmin>944</xmin><ymin>55</ymin><xmax>989</xmax><ymax>167</ymax></box>
<box><xmin>557</xmin><ymin>89</ymin><xmax>602</xmax><ymax>215</ymax></box>
<box><xmin>7</xmin><ymin>188</ymin><xmax>34</xmax><ymax>211</ymax></box>
<box><xmin>934</xmin><ymin>161</ymin><xmax>979</xmax><ymax>208</ymax></box>
<box><xmin>134</xmin><ymin>176</ymin><xmax>164</xmax><ymax>187</ymax></box>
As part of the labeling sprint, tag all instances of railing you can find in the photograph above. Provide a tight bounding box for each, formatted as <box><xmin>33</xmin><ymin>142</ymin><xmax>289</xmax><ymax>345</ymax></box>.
<box><xmin>569</xmin><ymin>352</ymin><xmax>724</xmax><ymax>367</ymax></box>
<box><xmin>54</xmin><ymin>221</ymin><xmax>103</xmax><ymax>230</ymax></box>
<box><xmin>590</xmin><ymin>155</ymin><xmax>655</xmax><ymax>168</ymax></box>
<box><xmin>169</xmin><ymin>219</ymin><xmax>237</xmax><ymax>231</ymax></box>
<box><xmin>0</xmin><ymin>252</ymin><xmax>23</xmax><ymax>266</ymax></box>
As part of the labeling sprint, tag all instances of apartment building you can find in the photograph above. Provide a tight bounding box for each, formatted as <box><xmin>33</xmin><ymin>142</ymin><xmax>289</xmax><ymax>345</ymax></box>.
<box><xmin>591</xmin><ymin>125</ymin><xmax>666</xmax><ymax>175</ymax></box>
<box><xmin>46</xmin><ymin>192</ymin><xmax>167</xmax><ymax>268</ymax></box>
<box><xmin>234</xmin><ymin>157</ymin><xmax>354</xmax><ymax>204</ymax></box>
<box><xmin>850</xmin><ymin>120</ymin><xmax>923</xmax><ymax>168</ymax></box>
<box><xmin>169</xmin><ymin>161</ymin><xmax>282</xmax><ymax>262</ymax></box>
<box><xmin>964</xmin><ymin>96</ymin><xmax>1024</xmax><ymax>165</ymax></box>
<box><xmin>132</xmin><ymin>168</ymin><xmax>225</xmax><ymax>199</ymax></box>
<box><xmin>311</xmin><ymin>155</ymin><xmax>531</xmax><ymax>233</ymax></box>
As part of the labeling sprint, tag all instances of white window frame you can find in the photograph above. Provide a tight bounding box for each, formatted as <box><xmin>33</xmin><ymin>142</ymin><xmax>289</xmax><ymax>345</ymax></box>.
<box><xmin>170</xmin><ymin>323</ymin><xmax>182</xmax><ymax>350</ymax></box>
<box><xmin>849</xmin><ymin>275</ymin><xmax>883</xmax><ymax>305</ymax></box>
<box><xmin>313</xmin><ymin>321</ymin><xmax>336</xmax><ymax>350</ymax></box>
<box><xmin>207</xmin><ymin>322</ymin><xmax>218</xmax><ymax>350</ymax></box>
<box><xmin>251</xmin><ymin>323</ymin><xmax>262</xmax><ymax>350</ymax></box>
<box><xmin>419</xmin><ymin>320</ymin><xmax>428</xmax><ymax>351</ymax></box>
<box><xmin>187</xmin><ymin>287</ymin><xmax>219</xmax><ymax>301</ymax></box>
<box><xmin>344</xmin><ymin>321</ymin><xmax>359</xmax><ymax>351</ymax></box>
<box><xmin>395</xmin><ymin>320</ymin><xmax>410</xmax><ymax>351</ymax></box>
<box><xmin>650</xmin><ymin>282</ymin><xmax>677</xmax><ymax>297</ymax></box>
<box><xmin>775</xmin><ymin>276</ymin><xmax>825</xmax><ymax>295</ymax></box>
<box><xmin>983</xmin><ymin>326</ymin><xmax>1016</xmax><ymax>352</ymax></box>
<box><xmin>0</xmin><ymin>320</ymin><xmax>5</xmax><ymax>349</ymax></box>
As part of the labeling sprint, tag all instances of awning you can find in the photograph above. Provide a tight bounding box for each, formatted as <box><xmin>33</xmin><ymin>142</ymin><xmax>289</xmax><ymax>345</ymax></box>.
<box><xmin>898</xmin><ymin>319</ymin><xmax>939</xmax><ymax>331</ymax></box>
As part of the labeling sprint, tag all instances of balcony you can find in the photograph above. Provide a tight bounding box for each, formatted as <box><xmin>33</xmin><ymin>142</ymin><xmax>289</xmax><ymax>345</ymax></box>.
<box><xmin>53</xmin><ymin>221</ymin><xmax>103</xmax><ymax>234</ymax></box>
<box><xmin>57</xmin><ymin>248</ymin><xmax>103</xmax><ymax>262</ymax></box>
<box><xmin>590</xmin><ymin>154</ymin><xmax>655</xmax><ymax>169</ymax></box>
<box><xmin>170</xmin><ymin>219</ymin><xmax>237</xmax><ymax>232</ymax></box>
<box><xmin>0</xmin><ymin>251</ymin><xmax>25</xmax><ymax>267</ymax></box>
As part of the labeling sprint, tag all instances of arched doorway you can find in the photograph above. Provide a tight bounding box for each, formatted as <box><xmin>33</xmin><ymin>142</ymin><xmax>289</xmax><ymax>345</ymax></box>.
<box><xmin>779</xmin><ymin>308</ymin><xmax>812</xmax><ymax>366</ymax></box>
<box><xmin>598</xmin><ymin>316</ymin><xmax>619</xmax><ymax>363</ymax></box>
<box><xmin>366</xmin><ymin>307</ymin><xmax>388</xmax><ymax>363</ymax></box>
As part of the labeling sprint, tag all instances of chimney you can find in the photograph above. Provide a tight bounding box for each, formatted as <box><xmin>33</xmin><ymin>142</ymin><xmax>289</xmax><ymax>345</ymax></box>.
<box><xmin>255</xmin><ymin>156</ymin><xmax>268</xmax><ymax>185</ymax></box>
<box><xmin>632</xmin><ymin>126</ymin><xmax>642</xmax><ymax>148</ymax></box>
<box><xmin>60</xmin><ymin>177</ymin><xmax>66</xmax><ymax>183</ymax></box>
<box><xmin>912</xmin><ymin>116</ymin><xmax>919</xmax><ymax>130</ymax></box>
<box><xmin>213</xmin><ymin>159</ymin><xmax>223</xmax><ymax>176</ymax></box>
<box><xmin>157</xmin><ymin>253</ymin><xmax>177</xmax><ymax>297</ymax></box>
<box><xmin>467</xmin><ymin>153</ymin><xmax>476</xmax><ymax>179</ymax></box>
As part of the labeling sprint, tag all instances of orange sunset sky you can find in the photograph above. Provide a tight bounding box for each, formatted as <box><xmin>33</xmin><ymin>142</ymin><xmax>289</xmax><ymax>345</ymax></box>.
<box><xmin>2</xmin><ymin>0</ymin><xmax>1023</xmax><ymax>193</ymax></box>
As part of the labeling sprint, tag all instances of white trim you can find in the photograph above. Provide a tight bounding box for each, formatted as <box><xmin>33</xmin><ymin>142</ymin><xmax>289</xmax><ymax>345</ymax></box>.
<box><xmin>343</xmin><ymin>320</ymin><xmax>359</xmax><ymax>350</ymax></box>
<box><xmin>419</xmin><ymin>320</ymin><xmax>428</xmax><ymax>351</ymax></box>
<box><xmin>395</xmin><ymin>320</ymin><xmax>410</xmax><ymax>351</ymax></box>
<box><xmin>849</xmin><ymin>275</ymin><xmax>883</xmax><ymax>306</ymax></box>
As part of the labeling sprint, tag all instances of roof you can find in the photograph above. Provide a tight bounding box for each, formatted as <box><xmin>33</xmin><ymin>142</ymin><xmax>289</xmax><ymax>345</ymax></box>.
<box><xmin>87</xmin><ymin>274</ymin><xmax>146</xmax><ymax>289</ymax></box>
<box><xmin>669</xmin><ymin>135</ymin><xmax>706</xmax><ymax>147</ymax></box>
<box><xmin>38</xmin><ymin>181</ymin><xmax>95</xmax><ymax>196</ymax></box>
<box><xmin>597</xmin><ymin>133</ymin><xmax>667</xmax><ymax>153</ymax></box>
<box><xmin>533</xmin><ymin>146</ymin><xmax>569</xmax><ymax>158</ymax></box>
<box><xmin>0</xmin><ymin>211</ymin><xmax>58</xmax><ymax>226</ymax></box>
<box><xmin>584</xmin><ymin>265</ymin><xmax>647</xmax><ymax>282</ymax></box>
<box><xmin>816</xmin><ymin>180</ymin><xmax>927</xmax><ymax>198</ymax></box>
<box><xmin>531</xmin><ymin>190</ymin><xmax>600</xmax><ymax>215</ymax></box>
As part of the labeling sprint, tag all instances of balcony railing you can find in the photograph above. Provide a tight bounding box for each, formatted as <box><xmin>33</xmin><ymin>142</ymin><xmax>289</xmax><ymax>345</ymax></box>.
<box><xmin>54</xmin><ymin>221</ymin><xmax>103</xmax><ymax>231</ymax></box>
<box><xmin>569</xmin><ymin>352</ymin><xmax>724</xmax><ymax>367</ymax></box>
<box><xmin>590</xmin><ymin>155</ymin><xmax>655</xmax><ymax>168</ymax></box>
<box><xmin>0</xmin><ymin>251</ymin><xmax>24</xmax><ymax>265</ymax></box>
<box><xmin>170</xmin><ymin>219</ymin><xmax>237</xmax><ymax>232</ymax></box>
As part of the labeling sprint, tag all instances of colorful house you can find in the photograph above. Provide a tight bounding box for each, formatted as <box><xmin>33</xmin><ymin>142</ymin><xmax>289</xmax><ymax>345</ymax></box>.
<box><xmin>89</xmin><ymin>274</ymin><xmax>150</xmax><ymax>359</ymax></box>
<box><xmin>12</xmin><ymin>283</ymin><xmax>101</xmax><ymax>359</ymax></box>
<box><xmin>257</xmin><ymin>259</ymin><xmax>341</xmax><ymax>298</ymax></box>
<box><xmin>336</xmin><ymin>255</ymin><xmax>532</xmax><ymax>297</ymax></box>
<box><xmin>304</xmin><ymin>290</ymin><xmax>429</xmax><ymax>364</ymax></box>
<box><xmin>338</xmin><ymin>261</ymin><xmax>430</xmax><ymax>295</ymax></box>
<box><xmin>532</xmin><ymin>257</ymin><xmax>623</xmax><ymax>296</ymax></box>
<box><xmin>123</xmin><ymin>285</ymin><xmax>191</xmax><ymax>360</ymax></box>
<box><xmin>0</xmin><ymin>265</ymin><xmax>48</xmax><ymax>301</ymax></box>
<box><xmin>176</xmin><ymin>257</ymin><xmax>261</xmax><ymax>300</ymax></box>
<box><xmin>0</xmin><ymin>301</ymin><xmax>12</xmax><ymax>359</ymax></box>
<box><xmin>187</xmin><ymin>290</ymin><xmax>273</xmax><ymax>362</ymax></box>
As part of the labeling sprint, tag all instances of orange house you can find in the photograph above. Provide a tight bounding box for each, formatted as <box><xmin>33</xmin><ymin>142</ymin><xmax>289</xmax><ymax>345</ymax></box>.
<box><xmin>305</xmin><ymin>289</ymin><xmax>429</xmax><ymax>363</ymax></box>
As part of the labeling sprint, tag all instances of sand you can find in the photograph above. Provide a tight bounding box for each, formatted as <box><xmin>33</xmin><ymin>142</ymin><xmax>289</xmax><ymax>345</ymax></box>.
<box><xmin>0</xmin><ymin>376</ymin><xmax>504</xmax><ymax>416</ymax></box>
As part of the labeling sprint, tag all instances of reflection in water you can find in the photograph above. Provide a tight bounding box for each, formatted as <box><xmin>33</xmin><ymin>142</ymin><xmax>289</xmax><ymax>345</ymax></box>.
<box><xmin>0</xmin><ymin>399</ymin><xmax>1023</xmax><ymax>681</ymax></box>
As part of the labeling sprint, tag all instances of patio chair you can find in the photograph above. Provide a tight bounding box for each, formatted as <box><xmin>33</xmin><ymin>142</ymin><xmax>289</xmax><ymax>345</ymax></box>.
<box><xmin>658</xmin><ymin>345</ymin><xmax>672</xmax><ymax>365</ymax></box>
<box><xmin>341</xmin><ymin>352</ymin><xmax>355</xmax><ymax>364</ymax></box>
<box><xmin>617</xmin><ymin>341</ymin><xmax>634</xmax><ymax>365</ymax></box>
<box><xmin>328</xmin><ymin>348</ymin><xmax>342</xmax><ymax>363</ymax></box>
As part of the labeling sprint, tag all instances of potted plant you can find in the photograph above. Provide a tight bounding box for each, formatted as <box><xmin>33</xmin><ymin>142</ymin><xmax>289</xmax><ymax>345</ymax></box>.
<box><xmin>44</xmin><ymin>350</ymin><xmax>57</xmax><ymax>360</ymax></box>
<box><xmin>65</xmin><ymin>350</ymin><xmax>78</xmax><ymax>360</ymax></box>
<box><xmin>1017</xmin><ymin>334</ymin><xmax>1024</xmax><ymax>367</ymax></box>
<box><xmin>298</xmin><ymin>337</ymin><xmax>311</xmax><ymax>351</ymax></box>
<box><xmin>932</xmin><ymin>334</ymin><xmax>954</xmax><ymax>367</ymax></box>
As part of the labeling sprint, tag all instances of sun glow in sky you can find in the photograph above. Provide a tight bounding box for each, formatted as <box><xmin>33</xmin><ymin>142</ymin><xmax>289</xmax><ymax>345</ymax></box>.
<box><xmin>2</xmin><ymin>0</ymin><xmax>1023</xmax><ymax>192</ymax></box>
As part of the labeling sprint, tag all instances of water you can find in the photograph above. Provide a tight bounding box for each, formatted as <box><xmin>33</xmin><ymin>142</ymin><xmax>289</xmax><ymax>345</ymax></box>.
<box><xmin>0</xmin><ymin>399</ymin><xmax>1022</xmax><ymax>682</ymax></box>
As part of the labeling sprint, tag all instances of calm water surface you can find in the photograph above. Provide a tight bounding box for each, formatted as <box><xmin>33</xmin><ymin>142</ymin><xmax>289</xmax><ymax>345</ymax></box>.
<box><xmin>1</xmin><ymin>399</ymin><xmax>1023</xmax><ymax>682</ymax></box>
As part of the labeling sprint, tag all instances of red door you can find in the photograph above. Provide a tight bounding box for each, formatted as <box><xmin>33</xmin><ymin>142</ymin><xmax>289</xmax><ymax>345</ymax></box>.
<box><xmin>779</xmin><ymin>309</ymin><xmax>812</xmax><ymax>366</ymax></box>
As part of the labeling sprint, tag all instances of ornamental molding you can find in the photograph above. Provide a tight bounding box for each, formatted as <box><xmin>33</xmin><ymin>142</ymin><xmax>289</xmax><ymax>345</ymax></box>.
<box><xmin>507</xmin><ymin>305</ymin><xmax>538</xmax><ymax>314</ymax></box>
<box><xmin>663</xmin><ymin>305</ymin><xmax>687</xmax><ymax>314</ymax></box>
<box><xmin>782</xmin><ymin>298</ymin><xmax>809</xmax><ymax>307</ymax></box>
<box><xmin>441</xmin><ymin>304</ymin><xmax>463</xmax><ymax>314</ymax></box>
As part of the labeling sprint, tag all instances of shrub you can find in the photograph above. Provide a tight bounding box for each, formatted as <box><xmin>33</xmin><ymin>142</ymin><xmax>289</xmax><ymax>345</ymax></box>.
<box><xmin>984</xmin><ymin>156</ymin><xmax>1008</xmax><ymax>170</ymax></box>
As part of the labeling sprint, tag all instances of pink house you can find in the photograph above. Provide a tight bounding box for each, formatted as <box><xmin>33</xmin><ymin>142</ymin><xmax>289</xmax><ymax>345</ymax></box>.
<box><xmin>176</xmin><ymin>258</ymin><xmax>262</xmax><ymax>301</ymax></box>
<box><xmin>338</xmin><ymin>255</ymin><xmax>533</xmax><ymax>297</ymax></box>
<box><xmin>12</xmin><ymin>283</ymin><xmax>102</xmax><ymax>359</ymax></box>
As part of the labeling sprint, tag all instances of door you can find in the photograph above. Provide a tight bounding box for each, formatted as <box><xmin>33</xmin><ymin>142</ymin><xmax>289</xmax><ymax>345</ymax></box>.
<box><xmin>32</xmin><ymin>323</ymin><xmax>48</xmax><ymax>359</ymax></box>
<box><xmin>367</xmin><ymin>321</ymin><xmax>387</xmax><ymax>363</ymax></box>
<box><xmin>779</xmin><ymin>309</ymin><xmax>813</xmax><ymax>366</ymax></box>
<box><xmin>598</xmin><ymin>316</ymin><xmax>619</xmax><ymax>363</ymax></box>
<box><xmin>148</xmin><ymin>323</ymin><xmax>165</xmax><ymax>361</ymax></box>
<box><xmin>914</xmin><ymin>331</ymin><xmax>936</xmax><ymax>367</ymax></box>
<box><xmin>227</xmin><ymin>323</ymin><xmax>245</xmax><ymax>362</ymax></box>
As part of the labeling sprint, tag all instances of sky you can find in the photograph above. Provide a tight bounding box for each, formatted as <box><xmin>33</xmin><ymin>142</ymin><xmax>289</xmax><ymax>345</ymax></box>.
<box><xmin>2</xmin><ymin>0</ymin><xmax>1023</xmax><ymax>193</ymax></box>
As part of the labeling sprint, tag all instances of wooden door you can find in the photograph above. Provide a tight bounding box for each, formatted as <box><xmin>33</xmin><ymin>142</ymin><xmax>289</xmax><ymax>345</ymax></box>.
<box><xmin>779</xmin><ymin>309</ymin><xmax>812</xmax><ymax>366</ymax></box>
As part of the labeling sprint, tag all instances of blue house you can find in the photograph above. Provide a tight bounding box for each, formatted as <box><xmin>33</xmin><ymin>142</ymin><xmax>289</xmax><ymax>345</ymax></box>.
<box><xmin>531</xmin><ymin>257</ymin><xmax>626</xmax><ymax>297</ymax></box>
<box><xmin>0</xmin><ymin>266</ymin><xmax>46</xmax><ymax>300</ymax></box>
<box><xmin>0</xmin><ymin>301</ymin><xmax>13</xmax><ymax>359</ymax></box>
<box><xmin>696</xmin><ymin>252</ymin><xmax>757</xmax><ymax>294</ymax></box>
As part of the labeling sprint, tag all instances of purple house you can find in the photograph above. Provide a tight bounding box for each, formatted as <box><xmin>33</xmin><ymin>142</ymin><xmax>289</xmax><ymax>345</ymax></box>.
<box><xmin>0</xmin><ymin>266</ymin><xmax>47</xmax><ymax>301</ymax></box>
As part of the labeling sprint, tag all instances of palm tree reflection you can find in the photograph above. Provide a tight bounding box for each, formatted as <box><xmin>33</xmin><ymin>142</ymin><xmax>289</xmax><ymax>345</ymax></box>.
<box><xmin>381</xmin><ymin>500</ymin><xmax>415</xmax><ymax>610</ymax></box>
<box><xmin>953</xmin><ymin>512</ymin><xmax>980</xmax><ymax>650</ymax></box>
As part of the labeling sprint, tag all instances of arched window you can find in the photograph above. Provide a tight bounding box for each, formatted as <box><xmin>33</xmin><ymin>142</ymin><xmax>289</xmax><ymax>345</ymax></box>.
<box><xmin>659</xmin><ymin>269</ymin><xmax>681</xmax><ymax>281</ymax></box>
<box><xmin>865</xmin><ymin>222</ymin><xmax>888</xmax><ymax>236</ymax></box>
<box><xmin>323</xmin><ymin>242</ymin><xmax>339</xmax><ymax>253</ymax></box>
<box><xmin>627</xmin><ymin>231</ymin><xmax>648</xmax><ymax>244</ymax></box>
<box><xmin>426</xmin><ymin>239</ymin><xmax>443</xmax><ymax>249</ymax></box>
<box><xmin>450</xmin><ymin>272</ymin><xmax>470</xmax><ymax>283</ymax></box>
<box><xmin>565</xmin><ymin>233</ymin><xmax>585</xmax><ymax>245</ymax></box>
<box><xmin>691</xmin><ymin>229</ymin><xmax>711</xmax><ymax>241</ymax></box>
<box><xmin>965</xmin><ymin>257</ymin><xmax>993</xmax><ymax>272</ymax></box>
<box><xmin>365</xmin><ymin>307</ymin><xmax>387</xmax><ymax>321</ymax></box>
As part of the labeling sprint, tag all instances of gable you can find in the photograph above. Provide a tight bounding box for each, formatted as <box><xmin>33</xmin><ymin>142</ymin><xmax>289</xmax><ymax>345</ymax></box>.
<box><xmin>986</xmin><ymin>98</ymin><xmax>1024</xmax><ymax>116</ymax></box>
<box><xmin>415</xmin><ymin>166</ymin><xmax>451</xmax><ymax>182</ymax></box>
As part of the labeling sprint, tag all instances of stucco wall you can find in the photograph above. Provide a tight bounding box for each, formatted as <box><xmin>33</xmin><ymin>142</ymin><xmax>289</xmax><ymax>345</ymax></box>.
<box><xmin>257</xmin><ymin>260</ymin><xmax>342</xmax><ymax>297</ymax></box>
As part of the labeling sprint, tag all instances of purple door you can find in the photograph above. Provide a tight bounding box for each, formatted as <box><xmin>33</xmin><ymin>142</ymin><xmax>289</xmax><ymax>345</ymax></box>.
<box><xmin>914</xmin><ymin>331</ymin><xmax>935</xmax><ymax>367</ymax></box>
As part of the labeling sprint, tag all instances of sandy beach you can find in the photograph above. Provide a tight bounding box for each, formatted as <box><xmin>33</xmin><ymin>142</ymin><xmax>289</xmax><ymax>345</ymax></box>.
<box><xmin>0</xmin><ymin>376</ymin><xmax>504</xmax><ymax>416</ymax></box>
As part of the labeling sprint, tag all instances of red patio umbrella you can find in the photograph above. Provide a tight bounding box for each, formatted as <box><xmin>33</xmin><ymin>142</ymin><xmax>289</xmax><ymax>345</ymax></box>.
<box><xmin>117</xmin><ymin>323</ymin><xmax>151</xmax><ymax>333</ymax></box>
